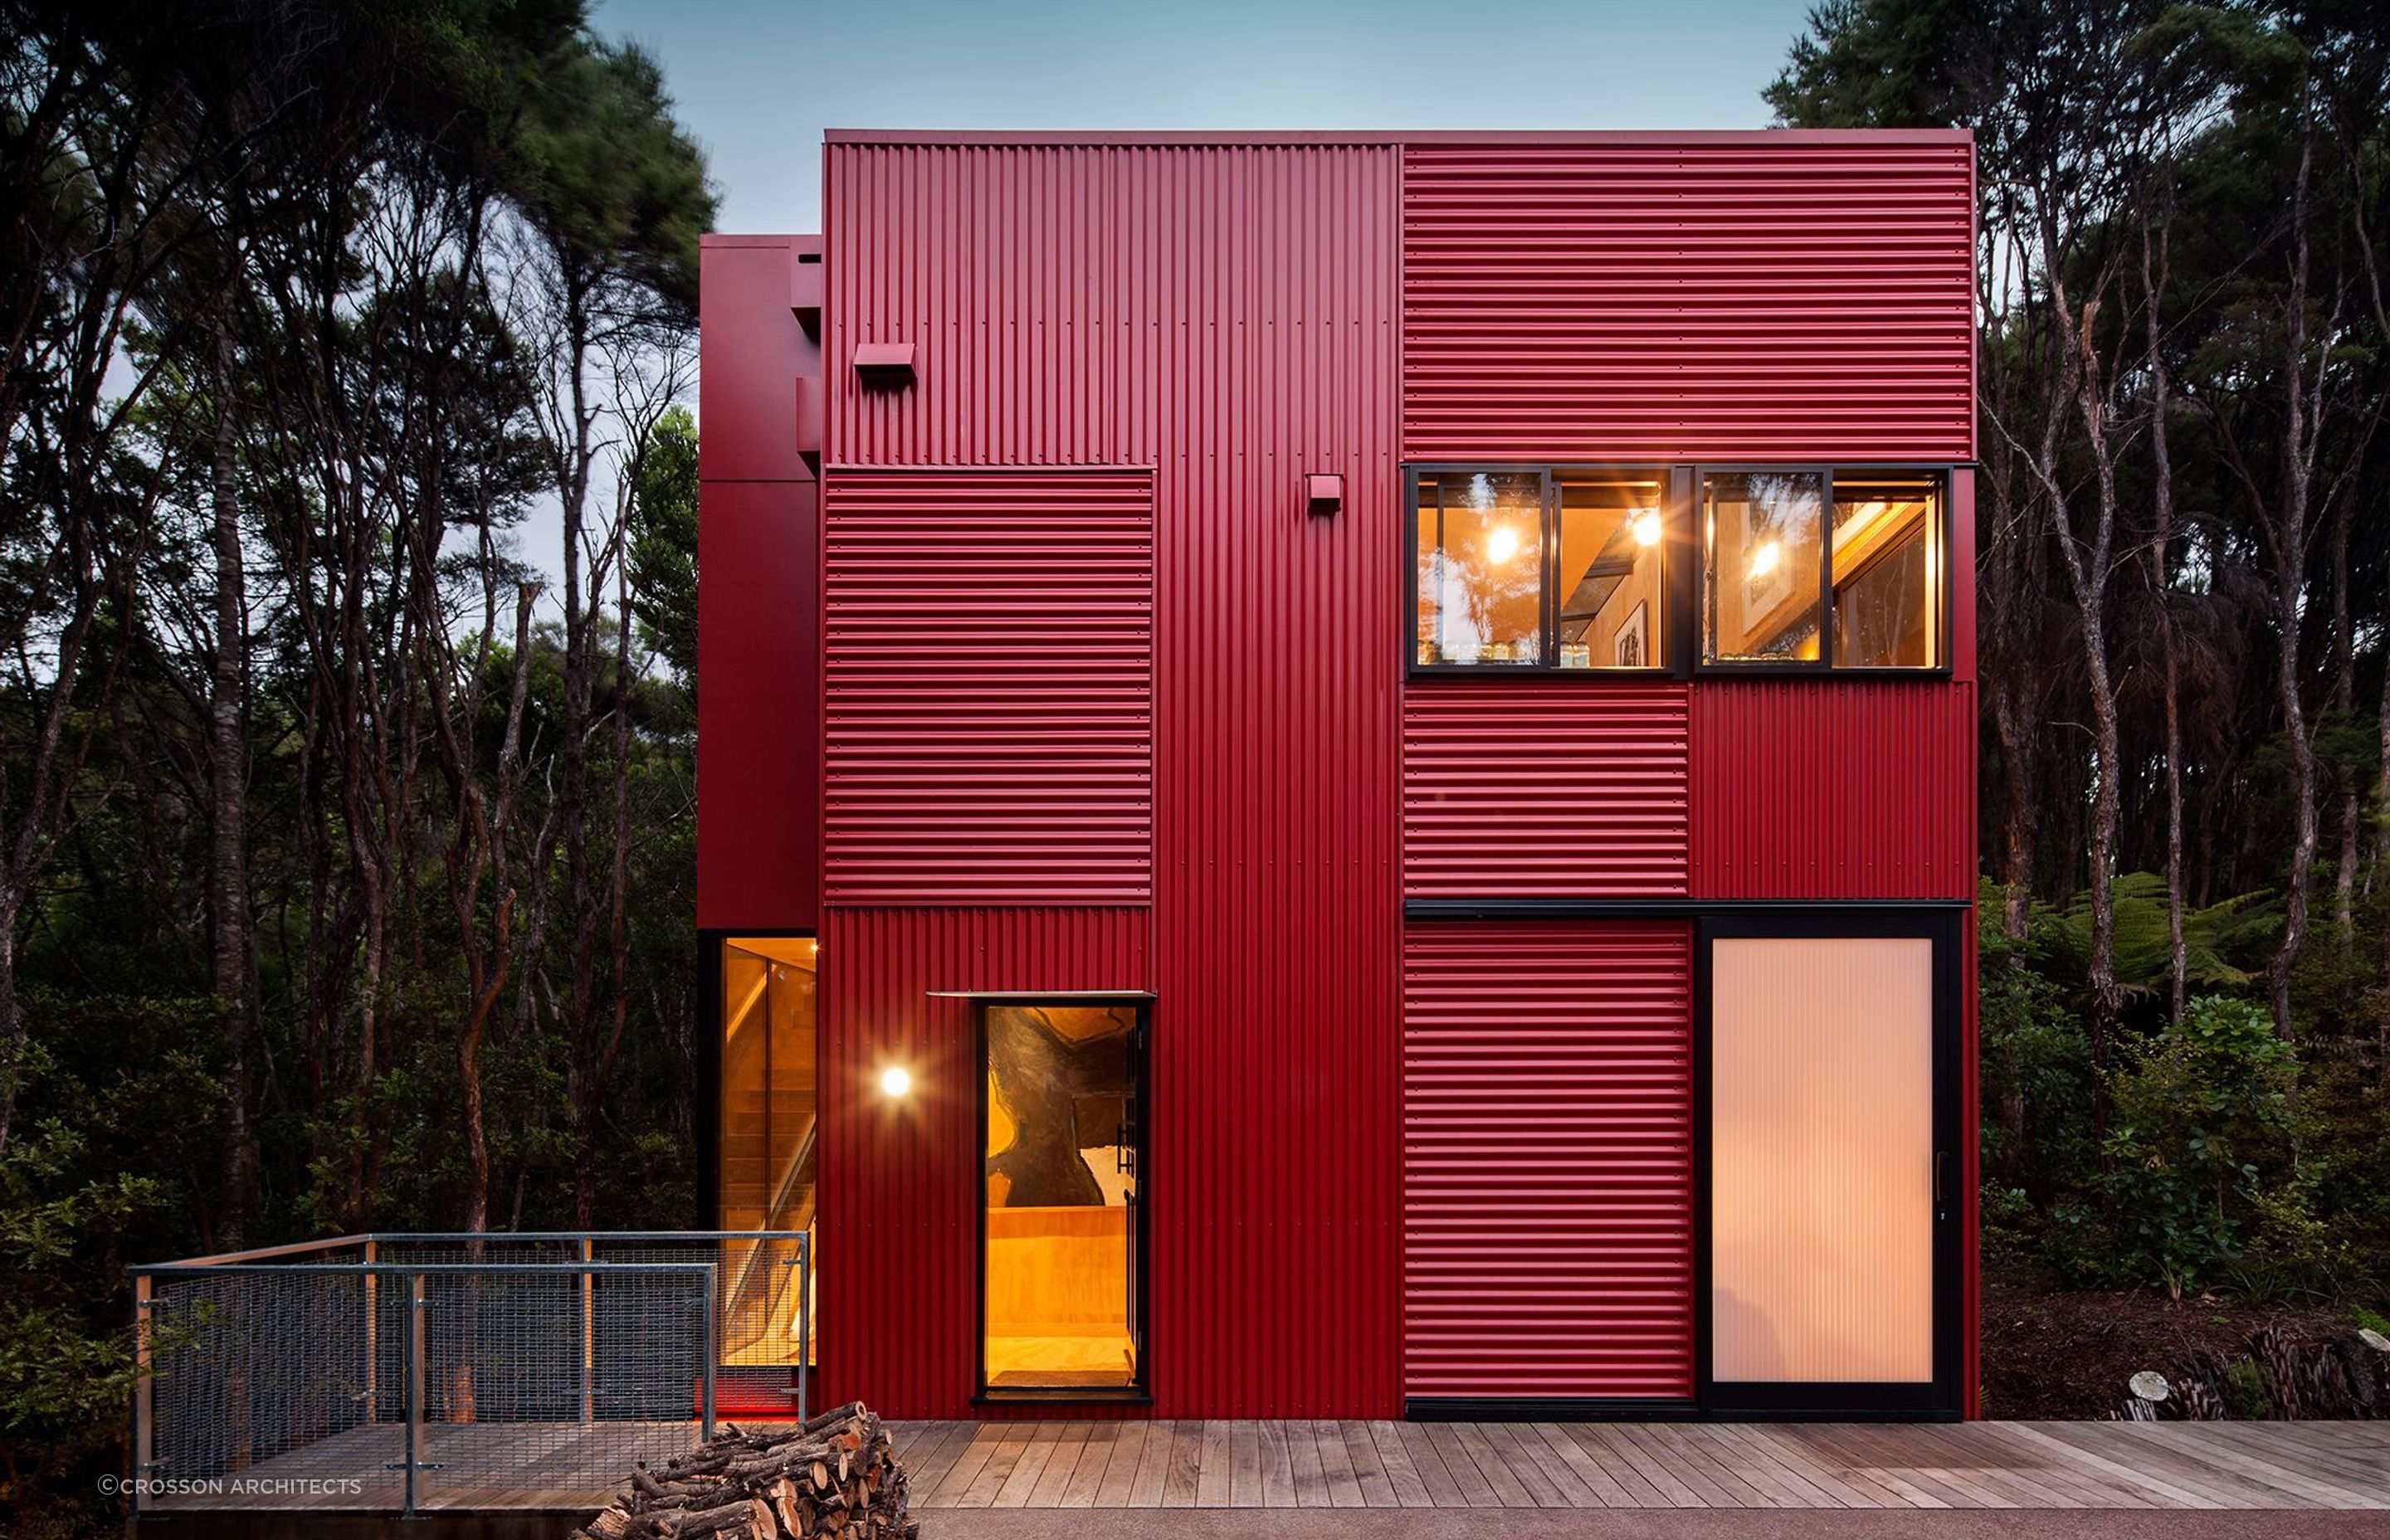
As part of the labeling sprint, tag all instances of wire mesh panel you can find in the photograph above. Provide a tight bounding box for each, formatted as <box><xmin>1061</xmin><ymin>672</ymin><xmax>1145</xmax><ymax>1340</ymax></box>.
<box><xmin>132</xmin><ymin>1235</ymin><xmax>804</xmax><ymax>1513</ymax></box>
<box><xmin>144</xmin><ymin>1259</ymin><xmax>402</xmax><ymax>1508</ymax></box>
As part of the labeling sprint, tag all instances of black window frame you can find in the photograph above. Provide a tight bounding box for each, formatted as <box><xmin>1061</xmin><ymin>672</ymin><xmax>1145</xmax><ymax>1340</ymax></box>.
<box><xmin>972</xmin><ymin>995</ymin><xmax>1155</xmax><ymax>1405</ymax></box>
<box><xmin>1406</xmin><ymin>464</ymin><xmax>1691</xmax><ymax>681</ymax></box>
<box><xmin>1694</xmin><ymin>464</ymin><xmax>1955</xmax><ymax>678</ymax></box>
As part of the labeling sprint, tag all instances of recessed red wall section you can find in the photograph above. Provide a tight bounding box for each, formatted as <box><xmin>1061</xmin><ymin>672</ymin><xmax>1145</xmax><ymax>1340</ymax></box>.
<box><xmin>1402</xmin><ymin>921</ymin><xmax>1695</xmax><ymax>1400</ymax></box>
<box><xmin>822</xmin><ymin>468</ymin><xmax>1154</xmax><ymax>905</ymax></box>
<box><xmin>816</xmin><ymin>907</ymin><xmax>1150</xmax><ymax>1417</ymax></box>
<box><xmin>698</xmin><ymin>235</ymin><xmax>822</xmax><ymax>930</ymax></box>
<box><xmin>820</xmin><ymin>140</ymin><xmax>1402</xmax><ymax>1417</ymax></box>
<box><xmin>1687</xmin><ymin>680</ymin><xmax>1978</xmax><ymax>901</ymax></box>
<box><xmin>1401</xmin><ymin>136</ymin><xmax>1977</xmax><ymax>463</ymax></box>
<box><xmin>1403</xmin><ymin>685</ymin><xmax>1689</xmax><ymax>898</ymax></box>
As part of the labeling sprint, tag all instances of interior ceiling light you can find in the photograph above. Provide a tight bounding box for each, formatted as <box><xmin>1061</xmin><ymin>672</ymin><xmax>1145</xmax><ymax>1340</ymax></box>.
<box><xmin>1749</xmin><ymin>539</ymin><xmax>1781</xmax><ymax>578</ymax></box>
<box><xmin>1631</xmin><ymin>509</ymin><xmax>1663</xmax><ymax>547</ymax></box>
<box><xmin>1485</xmin><ymin>525</ymin><xmax>1521</xmax><ymax>564</ymax></box>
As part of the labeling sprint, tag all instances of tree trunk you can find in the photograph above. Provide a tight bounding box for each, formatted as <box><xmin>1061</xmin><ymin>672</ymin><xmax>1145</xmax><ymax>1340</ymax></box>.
<box><xmin>210</xmin><ymin>314</ymin><xmax>259</xmax><ymax>1249</ymax></box>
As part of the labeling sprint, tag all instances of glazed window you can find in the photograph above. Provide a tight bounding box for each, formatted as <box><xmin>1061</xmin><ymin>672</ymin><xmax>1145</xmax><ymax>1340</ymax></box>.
<box><xmin>1415</xmin><ymin>470</ymin><xmax>1544</xmax><ymax>665</ymax></box>
<box><xmin>1412</xmin><ymin>468</ymin><xmax>1670</xmax><ymax>671</ymax></box>
<box><xmin>1700</xmin><ymin>469</ymin><xmax>1946</xmax><ymax>671</ymax></box>
<box><xmin>1557</xmin><ymin>470</ymin><xmax>1668</xmax><ymax>670</ymax></box>
<box><xmin>1832</xmin><ymin>473</ymin><xmax>1942</xmax><ymax>668</ymax></box>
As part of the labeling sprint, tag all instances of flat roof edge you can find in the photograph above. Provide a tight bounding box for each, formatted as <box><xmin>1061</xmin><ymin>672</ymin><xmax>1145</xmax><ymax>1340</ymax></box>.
<box><xmin>824</xmin><ymin>127</ymin><xmax>1973</xmax><ymax>148</ymax></box>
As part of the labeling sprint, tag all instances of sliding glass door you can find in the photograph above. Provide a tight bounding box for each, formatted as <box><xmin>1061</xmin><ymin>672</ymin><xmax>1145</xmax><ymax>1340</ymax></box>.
<box><xmin>1700</xmin><ymin>911</ymin><xmax>1959</xmax><ymax>1414</ymax></box>
<box><xmin>979</xmin><ymin>1002</ymin><xmax>1147</xmax><ymax>1395</ymax></box>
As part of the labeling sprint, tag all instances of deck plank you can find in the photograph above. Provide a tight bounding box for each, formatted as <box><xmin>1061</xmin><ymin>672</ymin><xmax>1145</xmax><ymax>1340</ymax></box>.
<box><xmin>1314</xmin><ymin>1418</ymin><xmax>1366</xmax><ymax>1507</ymax></box>
<box><xmin>1194</xmin><ymin>1420</ymin><xmax>1233</xmax><ymax>1508</ymax></box>
<box><xmin>1091</xmin><ymin>1421</ymin><xmax>1147</xmax><ymax>1506</ymax></box>
<box><xmin>1339</xmin><ymin>1420</ymin><xmax>1397</xmax><ymax>1507</ymax></box>
<box><xmin>1366</xmin><ymin>1421</ymin><xmax>1436</xmax><ymax>1508</ymax></box>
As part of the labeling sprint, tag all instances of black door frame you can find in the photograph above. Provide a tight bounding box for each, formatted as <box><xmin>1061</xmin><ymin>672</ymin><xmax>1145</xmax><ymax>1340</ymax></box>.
<box><xmin>1694</xmin><ymin>906</ymin><xmax>1965</xmax><ymax>1418</ymax></box>
<box><xmin>972</xmin><ymin>997</ymin><xmax>1154</xmax><ymax>1404</ymax></box>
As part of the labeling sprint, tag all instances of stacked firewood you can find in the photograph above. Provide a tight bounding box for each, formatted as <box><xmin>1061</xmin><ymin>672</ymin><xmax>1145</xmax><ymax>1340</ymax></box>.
<box><xmin>573</xmin><ymin>1402</ymin><xmax>916</xmax><ymax>1540</ymax></box>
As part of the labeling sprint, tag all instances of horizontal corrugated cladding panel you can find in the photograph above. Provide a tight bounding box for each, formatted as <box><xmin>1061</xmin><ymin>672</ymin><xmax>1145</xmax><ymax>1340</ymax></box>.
<box><xmin>1404</xmin><ymin>684</ymin><xmax>1689</xmax><ymax>898</ymax></box>
<box><xmin>1690</xmin><ymin>680</ymin><xmax>1977</xmax><ymax>899</ymax></box>
<box><xmin>1402</xmin><ymin>920</ymin><xmax>1695</xmax><ymax>1399</ymax></box>
<box><xmin>822</xmin><ymin>468</ymin><xmax>1155</xmax><ymax>904</ymax></box>
<box><xmin>1402</xmin><ymin>141</ymin><xmax>1976</xmax><ymax>462</ymax></box>
<box><xmin>817</xmin><ymin>907</ymin><xmax>1149</xmax><ymax>1418</ymax></box>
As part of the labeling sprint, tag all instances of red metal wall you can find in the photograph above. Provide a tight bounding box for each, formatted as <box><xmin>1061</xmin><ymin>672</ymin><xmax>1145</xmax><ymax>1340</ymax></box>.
<box><xmin>1404</xmin><ymin>684</ymin><xmax>1688</xmax><ymax>898</ymax></box>
<box><xmin>1402</xmin><ymin>921</ymin><xmax>1695</xmax><ymax>1400</ymax></box>
<box><xmin>817</xmin><ymin>908</ymin><xmax>1150</xmax><ymax>1416</ymax></box>
<box><xmin>820</xmin><ymin>139</ymin><xmax>1402</xmax><ymax>1417</ymax></box>
<box><xmin>1401</xmin><ymin>135</ymin><xmax>1976</xmax><ymax>463</ymax></box>
<box><xmin>1688</xmin><ymin>680</ymin><xmax>1978</xmax><ymax>900</ymax></box>
<box><xmin>822</xmin><ymin>468</ymin><xmax>1154</xmax><ymax>905</ymax></box>
<box><xmin>698</xmin><ymin>235</ymin><xmax>822</xmax><ymax>930</ymax></box>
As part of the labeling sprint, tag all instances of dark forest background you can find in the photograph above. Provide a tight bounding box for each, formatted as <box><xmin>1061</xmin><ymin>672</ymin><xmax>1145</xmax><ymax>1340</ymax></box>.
<box><xmin>2</xmin><ymin>0</ymin><xmax>2388</xmax><ymax>1533</ymax></box>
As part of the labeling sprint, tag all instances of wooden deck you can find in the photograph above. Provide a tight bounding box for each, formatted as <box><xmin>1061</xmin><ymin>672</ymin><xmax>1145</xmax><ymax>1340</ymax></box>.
<box><xmin>894</xmin><ymin>1419</ymin><xmax>2389</xmax><ymax>1511</ymax></box>
<box><xmin>144</xmin><ymin>1417</ymin><xmax>2389</xmax><ymax>1514</ymax></box>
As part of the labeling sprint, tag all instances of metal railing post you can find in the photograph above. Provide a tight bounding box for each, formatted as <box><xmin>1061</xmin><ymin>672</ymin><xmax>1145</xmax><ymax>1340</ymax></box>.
<box><xmin>131</xmin><ymin>1273</ymin><xmax>153</xmax><ymax>1520</ymax></box>
<box><xmin>363</xmin><ymin>1240</ymin><xmax>378</xmax><ymax>1424</ymax></box>
<box><xmin>404</xmin><ymin>1272</ymin><xmax>424</xmax><ymax>1518</ymax></box>
<box><xmin>798</xmin><ymin>1233</ymin><xmax>809</xmax><ymax>1425</ymax></box>
<box><xmin>700</xmin><ymin>1267</ymin><xmax>717</xmax><ymax>1442</ymax></box>
<box><xmin>578</xmin><ymin>1236</ymin><xmax>595</xmax><ymax>1425</ymax></box>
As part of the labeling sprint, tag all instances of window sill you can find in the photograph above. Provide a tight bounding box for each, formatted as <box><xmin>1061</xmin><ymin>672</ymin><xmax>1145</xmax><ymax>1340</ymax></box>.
<box><xmin>973</xmin><ymin>1387</ymin><xmax>1154</xmax><ymax>1406</ymax></box>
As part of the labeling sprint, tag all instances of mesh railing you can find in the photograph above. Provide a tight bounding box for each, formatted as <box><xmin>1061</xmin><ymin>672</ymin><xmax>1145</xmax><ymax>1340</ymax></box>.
<box><xmin>129</xmin><ymin>1232</ymin><xmax>807</xmax><ymax>1515</ymax></box>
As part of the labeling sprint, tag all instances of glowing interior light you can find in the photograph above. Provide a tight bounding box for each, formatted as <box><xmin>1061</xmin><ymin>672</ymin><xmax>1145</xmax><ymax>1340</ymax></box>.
<box><xmin>1749</xmin><ymin>539</ymin><xmax>1781</xmax><ymax>578</ymax></box>
<box><xmin>1485</xmin><ymin>524</ymin><xmax>1521</xmax><ymax>564</ymax></box>
<box><xmin>880</xmin><ymin>1066</ymin><xmax>912</xmax><ymax>1097</ymax></box>
<box><xmin>1631</xmin><ymin>509</ymin><xmax>1663</xmax><ymax>547</ymax></box>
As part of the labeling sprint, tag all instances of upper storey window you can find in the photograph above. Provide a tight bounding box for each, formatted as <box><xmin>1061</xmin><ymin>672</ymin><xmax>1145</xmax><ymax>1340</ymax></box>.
<box><xmin>1699</xmin><ymin>469</ymin><xmax>1945</xmax><ymax>671</ymax></box>
<box><xmin>1413</xmin><ymin>469</ymin><xmax>1669</xmax><ymax>671</ymax></box>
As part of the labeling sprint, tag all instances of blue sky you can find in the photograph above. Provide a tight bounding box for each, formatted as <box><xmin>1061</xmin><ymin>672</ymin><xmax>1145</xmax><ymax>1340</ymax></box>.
<box><xmin>591</xmin><ymin>0</ymin><xmax>1822</xmax><ymax>235</ymax></box>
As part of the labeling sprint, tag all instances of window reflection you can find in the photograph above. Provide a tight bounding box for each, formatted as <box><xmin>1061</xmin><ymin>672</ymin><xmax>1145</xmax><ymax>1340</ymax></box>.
<box><xmin>1416</xmin><ymin>471</ymin><xmax>1544</xmax><ymax>665</ymax></box>
<box><xmin>1557</xmin><ymin>470</ymin><xmax>1667</xmax><ymax>669</ymax></box>
<box><xmin>1832</xmin><ymin>475</ymin><xmax>1939</xmax><ymax>668</ymax></box>
<box><xmin>1703</xmin><ymin>472</ymin><xmax>1825</xmax><ymax>662</ymax></box>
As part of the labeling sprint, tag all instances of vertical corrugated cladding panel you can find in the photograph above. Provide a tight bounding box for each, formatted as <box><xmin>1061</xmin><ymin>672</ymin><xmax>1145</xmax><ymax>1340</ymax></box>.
<box><xmin>823</xmin><ymin>141</ymin><xmax>1402</xmax><ymax>1416</ymax></box>
<box><xmin>1404</xmin><ymin>684</ymin><xmax>1688</xmax><ymax>898</ymax></box>
<box><xmin>1689</xmin><ymin>680</ymin><xmax>1977</xmax><ymax>899</ymax></box>
<box><xmin>698</xmin><ymin>236</ymin><xmax>822</xmax><ymax>931</ymax></box>
<box><xmin>1402</xmin><ymin>922</ymin><xmax>1695</xmax><ymax>1398</ymax></box>
<box><xmin>822</xmin><ymin>468</ymin><xmax>1154</xmax><ymax>904</ymax></box>
<box><xmin>817</xmin><ymin>907</ymin><xmax>1149</xmax><ymax>1418</ymax></box>
<box><xmin>1401</xmin><ymin>139</ymin><xmax>1976</xmax><ymax>461</ymax></box>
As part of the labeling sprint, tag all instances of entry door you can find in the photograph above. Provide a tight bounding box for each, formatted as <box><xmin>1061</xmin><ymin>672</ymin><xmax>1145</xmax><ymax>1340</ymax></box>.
<box><xmin>1700</xmin><ymin>912</ymin><xmax>1959</xmax><ymax>1415</ymax></box>
<box><xmin>979</xmin><ymin>1001</ymin><xmax>1148</xmax><ymax>1395</ymax></box>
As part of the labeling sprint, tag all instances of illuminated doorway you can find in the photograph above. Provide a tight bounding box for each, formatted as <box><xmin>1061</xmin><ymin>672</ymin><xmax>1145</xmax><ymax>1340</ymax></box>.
<box><xmin>978</xmin><ymin>1001</ymin><xmax>1147</xmax><ymax>1394</ymax></box>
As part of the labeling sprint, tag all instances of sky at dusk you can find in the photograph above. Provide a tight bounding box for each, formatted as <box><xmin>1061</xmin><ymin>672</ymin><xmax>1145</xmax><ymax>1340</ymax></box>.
<box><xmin>590</xmin><ymin>0</ymin><xmax>1823</xmax><ymax>235</ymax></box>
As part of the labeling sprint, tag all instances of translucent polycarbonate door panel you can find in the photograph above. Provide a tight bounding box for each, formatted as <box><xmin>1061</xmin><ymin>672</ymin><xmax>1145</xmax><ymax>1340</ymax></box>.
<box><xmin>1710</xmin><ymin>935</ymin><xmax>1934</xmax><ymax>1384</ymax></box>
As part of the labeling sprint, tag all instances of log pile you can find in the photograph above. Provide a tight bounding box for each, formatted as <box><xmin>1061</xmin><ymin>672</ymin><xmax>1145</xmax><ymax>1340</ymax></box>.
<box><xmin>573</xmin><ymin>1402</ymin><xmax>915</xmax><ymax>1540</ymax></box>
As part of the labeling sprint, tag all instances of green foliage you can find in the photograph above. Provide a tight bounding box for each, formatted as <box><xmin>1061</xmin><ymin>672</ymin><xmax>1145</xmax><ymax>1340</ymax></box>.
<box><xmin>2037</xmin><ymin>874</ymin><xmax>2277</xmax><ymax>997</ymax></box>
<box><xmin>2097</xmin><ymin>996</ymin><xmax>2296</xmax><ymax>1294</ymax></box>
<box><xmin>630</xmin><ymin>405</ymin><xmax>700</xmax><ymax>691</ymax></box>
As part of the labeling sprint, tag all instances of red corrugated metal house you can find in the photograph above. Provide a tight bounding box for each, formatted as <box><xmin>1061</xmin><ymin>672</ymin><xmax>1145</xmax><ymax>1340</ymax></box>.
<box><xmin>697</xmin><ymin>129</ymin><xmax>1979</xmax><ymax>1423</ymax></box>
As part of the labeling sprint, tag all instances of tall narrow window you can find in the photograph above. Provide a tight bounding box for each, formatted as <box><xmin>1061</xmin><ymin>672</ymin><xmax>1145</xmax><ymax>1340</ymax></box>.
<box><xmin>718</xmin><ymin>937</ymin><xmax>817</xmax><ymax>1369</ymax></box>
<box><xmin>1702</xmin><ymin>471</ymin><xmax>1824</xmax><ymax>663</ymax></box>
<box><xmin>983</xmin><ymin>1003</ymin><xmax>1145</xmax><ymax>1391</ymax></box>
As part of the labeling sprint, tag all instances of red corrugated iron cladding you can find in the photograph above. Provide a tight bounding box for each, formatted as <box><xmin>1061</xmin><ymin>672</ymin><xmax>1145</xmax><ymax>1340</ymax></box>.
<box><xmin>822</xmin><ymin>468</ymin><xmax>1154</xmax><ymax>905</ymax></box>
<box><xmin>1403</xmin><ymin>921</ymin><xmax>1696</xmax><ymax>1400</ymax></box>
<box><xmin>1405</xmin><ymin>685</ymin><xmax>1689</xmax><ymax>899</ymax></box>
<box><xmin>697</xmin><ymin>235</ymin><xmax>821</xmax><ymax>931</ymax></box>
<box><xmin>1402</xmin><ymin>140</ymin><xmax>1977</xmax><ymax>463</ymax></box>
<box><xmin>819</xmin><ymin>141</ymin><xmax>1402</xmax><ymax>1418</ymax></box>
